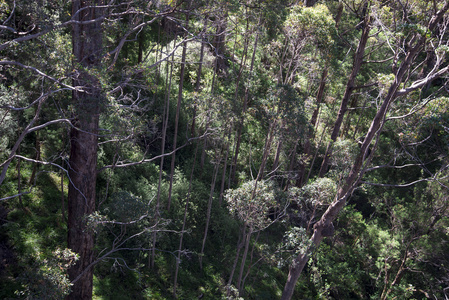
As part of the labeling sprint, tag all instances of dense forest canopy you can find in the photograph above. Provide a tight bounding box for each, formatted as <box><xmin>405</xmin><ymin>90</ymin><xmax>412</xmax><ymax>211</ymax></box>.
<box><xmin>1</xmin><ymin>0</ymin><xmax>449</xmax><ymax>299</ymax></box>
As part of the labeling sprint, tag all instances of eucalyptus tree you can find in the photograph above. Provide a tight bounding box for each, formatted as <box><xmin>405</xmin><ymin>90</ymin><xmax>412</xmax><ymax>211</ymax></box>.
<box><xmin>66</xmin><ymin>1</ymin><xmax>105</xmax><ymax>298</ymax></box>
<box><xmin>281</xmin><ymin>1</ymin><xmax>449</xmax><ymax>299</ymax></box>
<box><xmin>225</xmin><ymin>179</ymin><xmax>281</xmax><ymax>295</ymax></box>
<box><xmin>0</xmin><ymin>0</ymin><xmax>190</xmax><ymax>298</ymax></box>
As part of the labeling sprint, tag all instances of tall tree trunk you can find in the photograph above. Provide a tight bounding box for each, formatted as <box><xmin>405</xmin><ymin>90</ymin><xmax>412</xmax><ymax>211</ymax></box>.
<box><xmin>212</xmin><ymin>8</ymin><xmax>228</xmax><ymax>73</ymax></box>
<box><xmin>236</xmin><ymin>228</ymin><xmax>252</xmax><ymax>295</ymax></box>
<box><xmin>28</xmin><ymin>132</ymin><xmax>40</xmax><ymax>185</ymax></box>
<box><xmin>67</xmin><ymin>1</ymin><xmax>103</xmax><ymax>299</ymax></box>
<box><xmin>240</xmin><ymin>230</ymin><xmax>261</xmax><ymax>290</ymax></box>
<box><xmin>230</xmin><ymin>28</ymin><xmax>259</xmax><ymax>184</ymax></box>
<box><xmin>151</xmin><ymin>39</ymin><xmax>174</xmax><ymax>268</ymax></box>
<box><xmin>227</xmin><ymin>225</ymin><xmax>246</xmax><ymax>295</ymax></box>
<box><xmin>199</xmin><ymin>160</ymin><xmax>220</xmax><ymax>269</ymax></box>
<box><xmin>16</xmin><ymin>146</ymin><xmax>24</xmax><ymax>210</ymax></box>
<box><xmin>190</xmin><ymin>15</ymin><xmax>208</xmax><ymax>137</ymax></box>
<box><xmin>219</xmin><ymin>127</ymin><xmax>232</xmax><ymax>205</ymax></box>
<box><xmin>297</xmin><ymin>68</ymin><xmax>328</xmax><ymax>186</ymax></box>
<box><xmin>318</xmin><ymin>14</ymin><xmax>371</xmax><ymax>177</ymax></box>
<box><xmin>168</xmin><ymin>6</ymin><xmax>190</xmax><ymax>211</ymax></box>
<box><xmin>281</xmin><ymin>4</ymin><xmax>449</xmax><ymax>298</ymax></box>
<box><xmin>173</xmin><ymin>144</ymin><xmax>199</xmax><ymax>297</ymax></box>
<box><xmin>236</xmin><ymin>121</ymin><xmax>275</xmax><ymax>294</ymax></box>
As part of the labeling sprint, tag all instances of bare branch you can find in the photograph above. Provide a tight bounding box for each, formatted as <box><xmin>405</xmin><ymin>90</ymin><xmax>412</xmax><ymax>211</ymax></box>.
<box><xmin>361</xmin><ymin>178</ymin><xmax>434</xmax><ymax>187</ymax></box>
<box><xmin>396</xmin><ymin>65</ymin><xmax>449</xmax><ymax>97</ymax></box>
<box><xmin>0</xmin><ymin>24</ymin><xmax>36</xmax><ymax>35</ymax></box>
<box><xmin>387</xmin><ymin>91</ymin><xmax>443</xmax><ymax>121</ymax></box>
<box><xmin>98</xmin><ymin>132</ymin><xmax>210</xmax><ymax>172</ymax></box>
<box><xmin>0</xmin><ymin>61</ymin><xmax>79</xmax><ymax>91</ymax></box>
<box><xmin>363</xmin><ymin>56</ymin><xmax>395</xmax><ymax>64</ymax></box>
<box><xmin>0</xmin><ymin>95</ymin><xmax>45</xmax><ymax>185</ymax></box>
<box><xmin>0</xmin><ymin>88</ymin><xmax>72</xmax><ymax>111</ymax></box>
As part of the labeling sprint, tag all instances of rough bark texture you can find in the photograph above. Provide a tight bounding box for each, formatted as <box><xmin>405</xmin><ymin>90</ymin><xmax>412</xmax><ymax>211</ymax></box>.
<box><xmin>212</xmin><ymin>10</ymin><xmax>228</xmax><ymax>73</ymax></box>
<box><xmin>281</xmin><ymin>3</ymin><xmax>449</xmax><ymax>299</ymax></box>
<box><xmin>67</xmin><ymin>1</ymin><xmax>103</xmax><ymax>299</ymax></box>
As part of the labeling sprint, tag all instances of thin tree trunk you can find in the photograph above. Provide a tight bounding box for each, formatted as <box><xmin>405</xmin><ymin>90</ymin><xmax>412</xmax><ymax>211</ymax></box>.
<box><xmin>219</xmin><ymin>128</ymin><xmax>231</xmax><ymax>206</ymax></box>
<box><xmin>173</xmin><ymin>143</ymin><xmax>199</xmax><ymax>297</ymax></box>
<box><xmin>67</xmin><ymin>1</ymin><xmax>103</xmax><ymax>299</ymax></box>
<box><xmin>272</xmin><ymin>139</ymin><xmax>282</xmax><ymax>173</ymax></box>
<box><xmin>61</xmin><ymin>158</ymin><xmax>66</xmax><ymax>223</ymax></box>
<box><xmin>28</xmin><ymin>132</ymin><xmax>40</xmax><ymax>185</ymax></box>
<box><xmin>230</xmin><ymin>29</ymin><xmax>259</xmax><ymax>184</ymax></box>
<box><xmin>199</xmin><ymin>160</ymin><xmax>220</xmax><ymax>269</ymax></box>
<box><xmin>199</xmin><ymin>52</ymin><xmax>218</xmax><ymax>169</ymax></box>
<box><xmin>237</xmin><ymin>228</ymin><xmax>252</xmax><ymax>294</ymax></box>
<box><xmin>318</xmin><ymin>15</ymin><xmax>371</xmax><ymax>177</ymax></box>
<box><xmin>190</xmin><ymin>15</ymin><xmax>208</xmax><ymax>137</ymax></box>
<box><xmin>297</xmin><ymin>68</ymin><xmax>328</xmax><ymax>186</ymax></box>
<box><xmin>16</xmin><ymin>146</ymin><xmax>24</xmax><ymax>210</ymax></box>
<box><xmin>240</xmin><ymin>231</ymin><xmax>261</xmax><ymax>293</ymax></box>
<box><xmin>235</xmin><ymin>121</ymin><xmax>275</xmax><ymax>294</ymax></box>
<box><xmin>229</xmin><ymin>16</ymin><xmax>254</xmax><ymax>184</ymax></box>
<box><xmin>227</xmin><ymin>225</ymin><xmax>246</xmax><ymax>295</ymax></box>
<box><xmin>151</xmin><ymin>39</ymin><xmax>174</xmax><ymax>268</ymax></box>
<box><xmin>168</xmin><ymin>7</ymin><xmax>190</xmax><ymax>211</ymax></box>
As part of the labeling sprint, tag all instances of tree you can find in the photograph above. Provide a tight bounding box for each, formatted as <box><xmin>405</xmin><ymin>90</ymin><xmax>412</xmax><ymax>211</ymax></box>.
<box><xmin>66</xmin><ymin>1</ymin><xmax>104</xmax><ymax>298</ymax></box>
<box><xmin>0</xmin><ymin>1</ymin><xmax>182</xmax><ymax>297</ymax></box>
<box><xmin>281</xmin><ymin>2</ymin><xmax>449</xmax><ymax>299</ymax></box>
<box><xmin>225</xmin><ymin>179</ymin><xmax>280</xmax><ymax>295</ymax></box>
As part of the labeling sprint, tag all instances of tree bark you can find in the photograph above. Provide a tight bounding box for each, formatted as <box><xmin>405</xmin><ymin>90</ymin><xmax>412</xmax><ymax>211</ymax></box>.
<box><xmin>66</xmin><ymin>1</ymin><xmax>103</xmax><ymax>299</ymax></box>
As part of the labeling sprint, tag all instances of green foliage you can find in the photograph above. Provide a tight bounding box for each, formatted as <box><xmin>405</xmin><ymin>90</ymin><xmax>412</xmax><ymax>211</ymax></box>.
<box><xmin>276</xmin><ymin>227</ymin><xmax>312</xmax><ymax>268</ymax></box>
<box><xmin>2</xmin><ymin>0</ymin><xmax>449</xmax><ymax>298</ymax></box>
<box><xmin>15</xmin><ymin>248</ymin><xmax>78</xmax><ymax>299</ymax></box>
<box><xmin>225</xmin><ymin>180</ymin><xmax>279</xmax><ymax>231</ymax></box>
<box><xmin>284</xmin><ymin>4</ymin><xmax>336</xmax><ymax>51</ymax></box>
<box><xmin>290</xmin><ymin>177</ymin><xmax>337</xmax><ymax>206</ymax></box>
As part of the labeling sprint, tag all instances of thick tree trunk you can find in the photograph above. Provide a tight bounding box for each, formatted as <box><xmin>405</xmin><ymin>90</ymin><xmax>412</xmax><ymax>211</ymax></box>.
<box><xmin>304</xmin><ymin>0</ymin><xmax>317</xmax><ymax>7</ymax></box>
<box><xmin>212</xmin><ymin>9</ymin><xmax>228</xmax><ymax>73</ymax></box>
<box><xmin>67</xmin><ymin>1</ymin><xmax>103</xmax><ymax>299</ymax></box>
<box><xmin>281</xmin><ymin>3</ymin><xmax>449</xmax><ymax>299</ymax></box>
